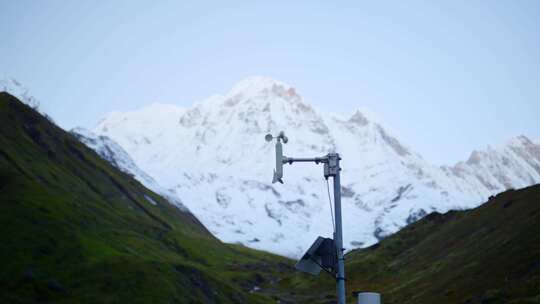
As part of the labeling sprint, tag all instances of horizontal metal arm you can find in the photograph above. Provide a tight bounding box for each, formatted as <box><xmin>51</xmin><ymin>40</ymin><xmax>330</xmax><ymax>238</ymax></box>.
<box><xmin>283</xmin><ymin>156</ymin><xmax>328</xmax><ymax>164</ymax></box>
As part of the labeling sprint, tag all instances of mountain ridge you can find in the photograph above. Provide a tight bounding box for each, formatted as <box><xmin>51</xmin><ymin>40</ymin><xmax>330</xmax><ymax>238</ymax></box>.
<box><xmin>90</xmin><ymin>76</ymin><xmax>540</xmax><ymax>257</ymax></box>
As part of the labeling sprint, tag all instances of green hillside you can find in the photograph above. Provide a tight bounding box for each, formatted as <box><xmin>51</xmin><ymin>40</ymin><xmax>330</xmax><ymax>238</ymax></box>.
<box><xmin>344</xmin><ymin>185</ymin><xmax>540</xmax><ymax>304</ymax></box>
<box><xmin>0</xmin><ymin>92</ymin><xmax>314</xmax><ymax>303</ymax></box>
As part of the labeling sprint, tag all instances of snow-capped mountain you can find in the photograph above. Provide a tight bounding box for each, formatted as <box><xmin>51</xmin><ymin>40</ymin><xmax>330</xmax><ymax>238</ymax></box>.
<box><xmin>1</xmin><ymin>77</ymin><xmax>40</xmax><ymax>111</ymax></box>
<box><xmin>444</xmin><ymin>136</ymin><xmax>540</xmax><ymax>192</ymax></box>
<box><xmin>90</xmin><ymin>76</ymin><xmax>540</xmax><ymax>257</ymax></box>
<box><xmin>0</xmin><ymin>76</ymin><xmax>58</xmax><ymax>125</ymax></box>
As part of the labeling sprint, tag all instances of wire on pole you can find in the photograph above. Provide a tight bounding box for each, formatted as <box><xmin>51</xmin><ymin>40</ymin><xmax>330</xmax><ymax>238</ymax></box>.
<box><xmin>326</xmin><ymin>178</ymin><xmax>336</xmax><ymax>233</ymax></box>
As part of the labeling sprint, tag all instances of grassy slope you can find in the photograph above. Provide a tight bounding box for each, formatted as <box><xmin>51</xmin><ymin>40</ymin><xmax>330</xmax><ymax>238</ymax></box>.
<box><xmin>0</xmin><ymin>93</ymin><xmax>305</xmax><ymax>303</ymax></box>
<box><xmin>345</xmin><ymin>185</ymin><xmax>540</xmax><ymax>304</ymax></box>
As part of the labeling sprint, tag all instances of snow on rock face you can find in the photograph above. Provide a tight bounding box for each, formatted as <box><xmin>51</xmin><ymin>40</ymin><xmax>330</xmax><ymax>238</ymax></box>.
<box><xmin>0</xmin><ymin>76</ymin><xmax>55</xmax><ymax>122</ymax></box>
<box><xmin>450</xmin><ymin>136</ymin><xmax>540</xmax><ymax>193</ymax></box>
<box><xmin>1</xmin><ymin>77</ymin><xmax>58</xmax><ymax>125</ymax></box>
<box><xmin>0</xmin><ymin>77</ymin><xmax>40</xmax><ymax>109</ymax></box>
<box><xmin>92</xmin><ymin>76</ymin><xmax>540</xmax><ymax>257</ymax></box>
<box><xmin>70</xmin><ymin>127</ymin><xmax>189</xmax><ymax>211</ymax></box>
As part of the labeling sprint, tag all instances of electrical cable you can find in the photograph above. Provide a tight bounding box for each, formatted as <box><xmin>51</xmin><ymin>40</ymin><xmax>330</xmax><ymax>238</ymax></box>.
<box><xmin>326</xmin><ymin>178</ymin><xmax>336</xmax><ymax>233</ymax></box>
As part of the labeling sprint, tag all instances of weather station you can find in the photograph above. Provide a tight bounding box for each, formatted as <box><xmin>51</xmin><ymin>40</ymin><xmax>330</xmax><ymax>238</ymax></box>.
<box><xmin>266</xmin><ymin>131</ymin><xmax>381</xmax><ymax>304</ymax></box>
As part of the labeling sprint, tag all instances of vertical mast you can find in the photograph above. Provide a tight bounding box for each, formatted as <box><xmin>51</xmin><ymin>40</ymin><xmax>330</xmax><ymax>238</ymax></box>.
<box><xmin>327</xmin><ymin>153</ymin><xmax>346</xmax><ymax>304</ymax></box>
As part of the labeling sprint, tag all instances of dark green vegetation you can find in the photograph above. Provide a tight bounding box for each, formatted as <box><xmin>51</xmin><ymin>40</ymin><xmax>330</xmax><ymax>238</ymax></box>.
<box><xmin>345</xmin><ymin>185</ymin><xmax>540</xmax><ymax>304</ymax></box>
<box><xmin>0</xmin><ymin>93</ymin><xmax>321</xmax><ymax>303</ymax></box>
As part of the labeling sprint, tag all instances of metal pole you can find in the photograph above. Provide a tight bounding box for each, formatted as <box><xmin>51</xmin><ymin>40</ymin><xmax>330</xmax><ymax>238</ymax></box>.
<box><xmin>284</xmin><ymin>157</ymin><xmax>327</xmax><ymax>163</ymax></box>
<box><xmin>333</xmin><ymin>155</ymin><xmax>346</xmax><ymax>304</ymax></box>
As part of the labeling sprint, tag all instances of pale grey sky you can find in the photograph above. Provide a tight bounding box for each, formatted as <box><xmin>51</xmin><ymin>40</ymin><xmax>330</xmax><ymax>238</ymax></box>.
<box><xmin>1</xmin><ymin>0</ymin><xmax>539</xmax><ymax>165</ymax></box>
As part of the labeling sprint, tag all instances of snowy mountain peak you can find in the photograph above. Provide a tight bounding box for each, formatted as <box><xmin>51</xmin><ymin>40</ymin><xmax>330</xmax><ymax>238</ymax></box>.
<box><xmin>173</xmin><ymin>76</ymin><xmax>322</xmax><ymax>151</ymax></box>
<box><xmin>452</xmin><ymin>135</ymin><xmax>540</xmax><ymax>193</ymax></box>
<box><xmin>0</xmin><ymin>77</ymin><xmax>56</xmax><ymax>124</ymax></box>
<box><xmin>226</xmin><ymin>76</ymin><xmax>298</xmax><ymax>100</ymax></box>
<box><xmin>507</xmin><ymin>135</ymin><xmax>535</xmax><ymax>148</ymax></box>
<box><xmin>0</xmin><ymin>77</ymin><xmax>40</xmax><ymax>110</ymax></box>
<box><xmin>348</xmin><ymin>110</ymin><xmax>370</xmax><ymax>126</ymax></box>
<box><xmin>465</xmin><ymin>135</ymin><xmax>539</xmax><ymax>165</ymax></box>
<box><xmin>465</xmin><ymin>150</ymin><xmax>484</xmax><ymax>166</ymax></box>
